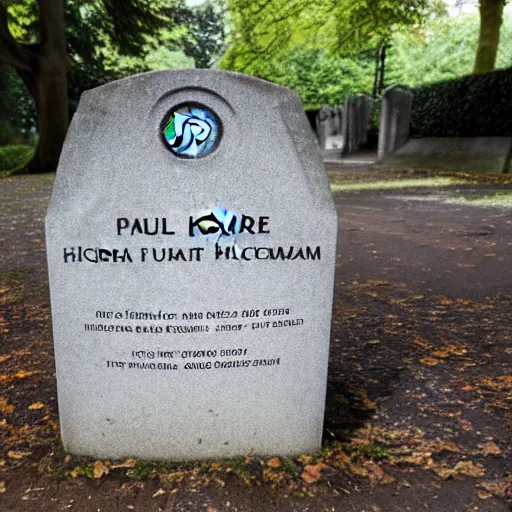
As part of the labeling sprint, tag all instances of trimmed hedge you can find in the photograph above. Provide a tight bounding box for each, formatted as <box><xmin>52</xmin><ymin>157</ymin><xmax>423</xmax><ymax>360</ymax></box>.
<box><xmin>0</xmin><ymin>145</ymin><xmax>34</xmax><ymax>172</ymax></box>
<box><xmin>411</xmin><ymin>67</ymin><xmax>512</xmax><ymax>137</ymax></box>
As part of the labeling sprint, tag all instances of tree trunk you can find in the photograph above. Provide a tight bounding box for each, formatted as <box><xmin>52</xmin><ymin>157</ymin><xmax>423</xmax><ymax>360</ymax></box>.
<box><xmin>372</xmin><ymin>47</ymin><xmax>380</xmax><ymax>98</ymax></box>
<box><xmin>27</xmin><ymin>58</ymin><xmax>68</xmax><ymax>173</ymax></box>
<box><xmin>27</xmin><ymin>0</ymin><xmax>68</xmax><ymax>173</ymax></box>
<box><xmin>377</xmin><ymin>45</ymin><xmax>387</xmax><ymax>96</ymax></box>
<box><xmin>473</xmin><ymin>0</ymin><xmax>504</xmax><ymax>74</ymax></box>
<box><xmin>0</xmin><ymin>0</ymin><xmax>68</xmax><ymax>173</ymax></box>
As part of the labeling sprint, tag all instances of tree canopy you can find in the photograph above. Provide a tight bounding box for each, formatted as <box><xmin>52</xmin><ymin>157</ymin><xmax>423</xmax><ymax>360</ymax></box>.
<box><xmin>0</xmin><ymin>0</ymin><xmax>225</xmax><ymax>172</ymax></box>
<box><xmin>219</xmin><ymin>2</ymin><xmax>512</xmax><ymax>109</ymax></box>
<box><xmin>387</xmin><ymin>12</ymin><xmax>512</xmax><ymax>85</ymax></box>
<box><xmin>220</xmin><ymin>0</ymin><xmax>436</xmax><ymax>77</ymax></box>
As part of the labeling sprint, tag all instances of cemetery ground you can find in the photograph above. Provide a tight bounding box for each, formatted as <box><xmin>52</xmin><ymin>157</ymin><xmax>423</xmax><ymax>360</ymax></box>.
<box><xmin>1</xmin><ymin>171</ymin><xmax>511</xmax><ymax>512</ymax></box>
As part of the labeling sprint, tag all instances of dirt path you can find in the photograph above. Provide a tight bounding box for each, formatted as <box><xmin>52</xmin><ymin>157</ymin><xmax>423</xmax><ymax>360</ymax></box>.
<box><xmin>0</xmin><ymin>175</ymin><xmax>510</xmax><ymax>512</ymax></box>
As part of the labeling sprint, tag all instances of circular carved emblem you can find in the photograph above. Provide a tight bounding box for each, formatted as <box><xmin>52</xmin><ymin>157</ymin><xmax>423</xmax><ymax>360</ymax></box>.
<box><xmin>161</xmin><ymin>103</ymin><xmax>221</xmax><ymax>158</ymax></box>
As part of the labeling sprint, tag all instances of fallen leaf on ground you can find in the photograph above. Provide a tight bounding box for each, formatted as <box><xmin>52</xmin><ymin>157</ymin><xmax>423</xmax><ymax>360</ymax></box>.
<box><xmin>420</xmin><ymin>357</ymin><xmax>440</xmax><ymax>366</ymax></box>
<box><xmin>159</xmin><ymin>471</ymin><xmax>188</xmax><ymax>487</ymax></box>
<box><xmin>28</xmin><ymin>402</ymin><xmax>45</xmax><ymax>410</ymax></box>
<box><xmin>0</xmin><ymin>398</ymin><xmax>15</xmax><ymax>415</ymax></box>
<box><xmin>0</xmin><ymin>482</ymin><xmax>5</xmax><ymax>494</ymax></box>
<box><xmin>426</xmin><ymin>440</ymin><xmax>461</xmax><ymax>454</ymax></box>
<box><xmin>400</xmin><ymin>453</ymin><xmax>434</xmax><ymax>467</ymax></box>
<box><xmin>7</xmin><ymin>450</ymin><xmax>32</xmax><ymax>460</ymax></box>
<box><xmin>111</xmin><ymin>458</ymin><xmax>137</xmax><ymax>469</ymax></box>
<box><xmin>365</xmin><ymin>462</ymin><xmax>395</xmax><ymax>485</ymax></box>
<box><xmin>262</xmin><ymin>468</ymin><xmax>286</xmax><ymax>484</ymax></box>
<box><xmin>333</xmin><ymin>452</ymin><xmax>351</xmax><ymax>467</ymax></box>
<box><xmin>499</xmin><ymin>375</ymin><xmax>512</xmax><ymax>386</ymax></box>
<box><xmin>434</xmin><ymin>461</ymin><xmax>486</xmax><ymax>480</ymax></box>
<box><xmin>152</xmin><ymin>489</ymin><xmax>166</xmax><ymax>498</ymax></box>
<box><xmin>459</xmin><ymin>419</ymin><xmax>473</xmax><ymax>431</ymax></box>
<box><xmin>454</xmin><ymin>461</ymin><xmax>486</xmax><ymax>477</ymax></box>
<box><xmin>477</xmin><ymin>491</ymin><xmax>493</xmax><ymax>499</ymax></box>
<box><xmin>477</xmin><ymin>442</ymin><xmax>502</xmax><ymax>456</ymax></box>
<box><xmin>14</xmin><ymin>371</ymin><xmax>32</xmax><ymax>379</ymax></box>
<box><xmin>348</xmin><ymin>463</ymin><xmax>369</xmax><ymax>477</ymax></box>
<box><xmin>479</xmin><ymin>478</ymin><xmax>512</xmax><ymax>498</ymax></box>
<box><xmin>0</xmin><ymin>355</ymin><xmax>10</xmax><ymax>364</ymax></box>
<box><xmin>266</xmin><ymin>457</ymin><xmax>281</xmax><ymax>469</ymax></box>
<box><xmin>301</xmin><ymin>462</ymin><xmax>328</xmax><ymax>484</ymax></box>
<box><xmin>92</xmin><ymin>460</ymin><xmax>110</xmax><ymax>479</ymax></box>
<box><xmin>445</xmin><ymin>344</ymin><xmax>468</xmax><ymax>356</ymax></box>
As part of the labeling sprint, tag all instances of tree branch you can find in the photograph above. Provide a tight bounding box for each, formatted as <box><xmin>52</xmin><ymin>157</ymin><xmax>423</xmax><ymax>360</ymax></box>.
<box><xmin>0</xmin><ymin>3</ymin><xmax>34</xmax><ymax>72</ymax></box>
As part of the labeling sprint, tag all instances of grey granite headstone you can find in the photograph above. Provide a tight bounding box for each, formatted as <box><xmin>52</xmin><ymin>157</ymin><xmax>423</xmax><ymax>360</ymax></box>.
<box><xmin>46</xmin><ymin>69</ymin><xmax>337</xmax><ymax>460</ymax></box>
<box><xmin>378</xmin><ymin>85</ymin><xmax>413</xmax><ymax>161</ymax></box>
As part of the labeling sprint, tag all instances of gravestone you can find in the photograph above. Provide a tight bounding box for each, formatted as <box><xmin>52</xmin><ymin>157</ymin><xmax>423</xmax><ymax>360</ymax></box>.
<box><xmin>46</xmin><ymin>70</ymin><xmax>337</xmax><ymax>460</ymax></box>
<box><xmin>342</xmin><ymin>95</ymin><xmax>372</xmax><ymax>156</ymax></box>
<box><xmin>378</xmin><ymin>85</ymin><xmax>413</xmax><ymax>161</ymax></box>
<box><xmin>317</xmin><ymin>105</ymin><xmax>344</xmax><ymax>153</ymax></box>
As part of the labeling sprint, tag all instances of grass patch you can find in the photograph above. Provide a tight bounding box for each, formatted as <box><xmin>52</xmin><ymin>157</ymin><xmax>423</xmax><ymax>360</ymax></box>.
<box><xmin>447</xmin><ymin>191</ymin><xmax>512</xmax><ymax>208</ymax></box>
<box><xmin>349</xmin><ymin>443</ymin><xmax>391</xmax><ymax>462</ymax></box>
<box><xmin>0</xmin><ymin>145</ymin><xmax>34</xmax><ymax>175</ymax></box>
<box><xmin>330</xmin><ymin>177</ymin><xmax>459</xmax><ymax>192</ymax></box>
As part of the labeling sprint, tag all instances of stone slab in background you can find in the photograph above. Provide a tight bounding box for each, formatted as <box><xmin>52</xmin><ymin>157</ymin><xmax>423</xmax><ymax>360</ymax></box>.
<box><xmin>45</xmin><ymin>70</ymin><xmax>337</xmax><ymax>460</ymax></box>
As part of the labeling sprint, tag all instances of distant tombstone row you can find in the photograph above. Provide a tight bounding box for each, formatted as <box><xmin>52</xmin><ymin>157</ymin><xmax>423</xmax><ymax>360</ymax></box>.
<box><xmin>315</xmin><ymin>95</ymin><xmax>372</xmax><ymax>156</ymax></box>
<box><xmin>378</xmin><ymin>86</ymin><xmax>413</xmax><ymax>161</ymax></box>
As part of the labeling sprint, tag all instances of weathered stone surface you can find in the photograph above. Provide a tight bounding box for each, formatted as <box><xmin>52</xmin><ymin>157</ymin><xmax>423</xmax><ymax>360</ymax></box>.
<box><xmin>46</xmin><ymin>70</ymin><xmax>337</xmax><ymax>460</ymax></box>
<box><xmin>377</xmin><ymin>86</ymin><xmax>413</xmax><ymax>161</ymax></box>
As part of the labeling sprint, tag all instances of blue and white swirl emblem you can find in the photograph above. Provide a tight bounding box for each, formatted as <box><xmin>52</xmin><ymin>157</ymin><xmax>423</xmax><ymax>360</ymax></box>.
<box><xmin>162</xmin><ymin>104</ymin><xmax>220</xmax><ymax>158</ymax></box>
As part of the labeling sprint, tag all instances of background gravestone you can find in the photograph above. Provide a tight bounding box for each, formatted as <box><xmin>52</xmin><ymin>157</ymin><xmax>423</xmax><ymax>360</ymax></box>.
<box><xmin>46</xmin><ymin>69</ymin><xmax>337</xmax><ymax>460</ymax></box>
<box><xmin>317</xmin><ymin>105</ymin><xmax>344</xmax><ymax>153</ymax></box>
<box><xmin>378</xmin><ymin>85</ymin><xmax>413</xmax><ymax>161</ymax></box>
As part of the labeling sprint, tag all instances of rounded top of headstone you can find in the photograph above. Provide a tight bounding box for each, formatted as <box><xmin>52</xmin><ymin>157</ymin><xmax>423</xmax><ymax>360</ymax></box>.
<box><xmin>82</xmin><ymin>69</ymin><xmax>295</xmax><ymax>100</ymax></box>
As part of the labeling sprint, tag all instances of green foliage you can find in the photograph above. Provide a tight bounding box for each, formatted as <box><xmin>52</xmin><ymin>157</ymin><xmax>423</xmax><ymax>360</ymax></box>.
<box><xmin>273</xmin><ymin>47</ymin><xmax>374</xmax><ymax>109</ymax></box>
<box><xmin>349</xmin><ymin>443</ymin><xmax>391</xmax><ymax>462</ymax></box>
<box><xmin>220</xmin><ymin>45</ymin><xmax>374</xmax><ymax>109</ymax></box>
<box><xmin>220</xmin><ymin>3</ymin><xmax>512</xmax><ymax>111</ymax></box>
<box><xmin>281</xmin><ymin>458</ymin><xmax>300</xmax><ymax>477</ymax></box>
<box><xmin>411</xmin><ymin>67</ymin><xmax>512</xmax><ymax>137</ymax></box>
<box><xmin>126</xmin><ymin>460</ymin><xmax>152</xmax><ymax>481</ymax></box>
<box><xmin>387</xmin><ymin>13</ymin><xmax>512</xmax><ymax>87</ymax></box>
<box><xmin>70</xmin><ymin>464</ymin><xmax>95</xmax><ymax>479</ymax></box>
<box><xmin>3</xmin><ymin>0</ymin><xmax>217</xmax><ymax>118</ymax></box>
<box><xmin>144</xmin><ymin>49</ymin><xmax>195</xmax><ymax>71</ymax></box>
<box><xmin>177</xmin><ymin>1</ymin><xmax>226</xmax><ymax>68</ymax></box>
<box><xmin>222</xmin><ymin>0</ymin><xmax>434</xmax><ymax>73</ymax></box>
<box><xmin>0</xmin><ymin>65</ymin><xmax>36</xmax><ymax>140</ymax></box>
<box><xmin>0</xmin><ymin>145</ymin><xmax>34</xmax><ymax>171</ymax></box>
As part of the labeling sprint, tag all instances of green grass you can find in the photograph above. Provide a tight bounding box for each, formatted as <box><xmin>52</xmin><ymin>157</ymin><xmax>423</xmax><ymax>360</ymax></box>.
<box><xmin>0</xmin><ymin>145</ymin><xmax>34</xmax><ymax>174</ymax></box>
<box><xmin>447</xmin><ymin>192</ymin><xmax>512</xmax><ymax>208</ymax></box>
<box><xmin>330</xmin><ymin>177</ymin><xmax>459</xmax><ymax>192</ymax></box>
